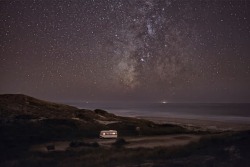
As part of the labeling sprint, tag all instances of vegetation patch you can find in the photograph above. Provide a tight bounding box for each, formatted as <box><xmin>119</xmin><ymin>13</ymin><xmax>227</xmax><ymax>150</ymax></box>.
<box><xmin>112</xmin><ymin>138</ymin><xmax>128</xmax><ymax>148</ymax></box>
<box><xmin>70</xmin><ymin>140</ymin><xmax>99</xmax><ymax>148</ymax></box>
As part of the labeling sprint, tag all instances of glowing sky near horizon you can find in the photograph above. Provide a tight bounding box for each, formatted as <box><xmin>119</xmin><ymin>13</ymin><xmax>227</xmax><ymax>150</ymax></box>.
<box><xmin>0</xmin><ymin>0</ymin><xmax>250</xmax><ymax>102</ymax></box>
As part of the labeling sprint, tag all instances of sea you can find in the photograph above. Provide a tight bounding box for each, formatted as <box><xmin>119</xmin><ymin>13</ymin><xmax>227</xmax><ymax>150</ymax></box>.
<box><xmin>66</xmin><ymin>102</ymin><xmax>250</xmax><ymax>124</ymax></box>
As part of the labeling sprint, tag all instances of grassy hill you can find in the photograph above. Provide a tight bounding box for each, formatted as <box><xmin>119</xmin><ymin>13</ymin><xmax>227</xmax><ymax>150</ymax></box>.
<box><xmin>0</xmin><ymin>94</ymin><xmax>78</xmax><ymax>118</ymax></box>
<box><xmin>0</xmin><ymin>94</ymin><xmax>187</xmax><ymax>143</ymax></box>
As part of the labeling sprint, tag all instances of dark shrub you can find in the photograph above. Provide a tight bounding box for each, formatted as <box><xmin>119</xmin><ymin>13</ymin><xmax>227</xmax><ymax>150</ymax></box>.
<box><xmin>46</xmin><ymin>144</ymin><xmax>55</xmax><ymax>151</ymax></box>
<box><xmin>15</xmin><ymin>114</ymin><xmax>36</xmax><ymax>120</ymax></box>
<box><xmin>91</xmin><ymin>142</ymin><xmax>100</xmax><ymax>148</ymax></box>
<box><xmin>70</xmin><ymin>140</ymin><xmax>99</xmax><ymax>148</ymax></box>
<box><xmin>94</xmin><ymin>109</ymin><xmax>111</xmax><ymax>116</ymax></box>
<box><xmin>112</xmin><ymin>138</ymin><xmax>127</xmax><ymax>147</ymax></box>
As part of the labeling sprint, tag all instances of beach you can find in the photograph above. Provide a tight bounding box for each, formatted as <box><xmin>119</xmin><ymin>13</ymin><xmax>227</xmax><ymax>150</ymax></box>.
<box><xmin>74</xmin><ymin>102</ymin><xmax>250</xmax><ymax>132</ymax></box>
<box><xmin>138</xmin><ymin>116</ymin><xmax>250</xmax><ymax>131</ymax></box>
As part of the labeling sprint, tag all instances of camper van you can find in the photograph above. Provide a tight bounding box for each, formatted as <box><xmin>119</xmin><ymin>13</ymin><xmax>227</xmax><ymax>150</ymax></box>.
<box><xmin>99</xmin><ymin>130</ymin><xmax>118</xmax><ymax>139</ymax></box>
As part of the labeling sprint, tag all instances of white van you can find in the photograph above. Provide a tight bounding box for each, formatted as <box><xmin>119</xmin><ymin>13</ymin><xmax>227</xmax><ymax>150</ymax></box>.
<box><xmin>99</xmin><ymin>130</ymin><xmax>118</xmax><ymax>139</ymax></box>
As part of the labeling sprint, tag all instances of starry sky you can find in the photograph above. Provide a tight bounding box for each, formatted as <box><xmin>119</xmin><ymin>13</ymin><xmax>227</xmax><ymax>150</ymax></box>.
<box><xmin>1</xmin><ymin>0</ymin><xmax>250</xmax><ymax>103</ymax></box>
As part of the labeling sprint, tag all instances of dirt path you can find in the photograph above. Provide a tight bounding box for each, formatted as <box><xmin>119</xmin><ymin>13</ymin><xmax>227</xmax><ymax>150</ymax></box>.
<box><xmin>97</xmin><ymin>134</ymin><xmax>201</xmax><ymax>148</ymax></box>
<box><xmin>127</xmin><ymin>134</ymin><xmax>200</xmax><ymax>148</ymax></box>
<box><xmin>31</xmin><ymin>134</ymin><xmax>201</xmax><ymax>152</ymax></box>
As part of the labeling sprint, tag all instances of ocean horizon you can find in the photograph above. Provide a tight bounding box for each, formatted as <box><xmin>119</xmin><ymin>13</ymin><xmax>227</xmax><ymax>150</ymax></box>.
<box><xmin>66</xmin><ymin>102</ymin><xmax>250</xmax><ymax>124</ymax></box>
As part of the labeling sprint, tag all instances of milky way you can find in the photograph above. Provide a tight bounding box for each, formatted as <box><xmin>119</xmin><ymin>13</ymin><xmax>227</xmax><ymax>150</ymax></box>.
<box><xmin>1</xmin><ymin>0</ymin><xmax>250</xmax><ymax>102</ymax></box>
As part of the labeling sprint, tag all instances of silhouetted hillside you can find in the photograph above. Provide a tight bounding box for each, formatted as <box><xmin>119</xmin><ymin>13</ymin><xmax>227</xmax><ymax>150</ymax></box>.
<box><xmin>0</xmin><ymin>94</ymin><xmax>187</xmax><ymax>143</ymax></box>
<box><xmin>0</xmin><ymin>94</ymin><xmax>78</xmax><ymax>119</ymax></box>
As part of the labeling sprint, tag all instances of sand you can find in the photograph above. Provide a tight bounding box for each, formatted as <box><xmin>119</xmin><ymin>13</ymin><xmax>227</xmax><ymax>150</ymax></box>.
<box><xmin>138</xmin><ymin>116</ymin><xmax>250</xmax><ymax>131</ymax></box>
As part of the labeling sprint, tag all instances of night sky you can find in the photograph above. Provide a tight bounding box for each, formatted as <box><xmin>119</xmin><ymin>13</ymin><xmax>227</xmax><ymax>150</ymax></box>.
<box><xmin>1</xmin><ymin>0</ymin><xmax>250</xmax><ymax>103</ymax></box>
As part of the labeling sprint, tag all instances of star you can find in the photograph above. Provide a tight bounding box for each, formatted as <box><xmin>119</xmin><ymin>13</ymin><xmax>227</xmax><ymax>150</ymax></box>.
<box><xmin>140</xmin><ymin>58</ymin><xmax>145</xmax><ymax>62</ymax></box>
<box><xmin>0</xmin><ymin>0</ymin><xmax>249</xmax><ymax>102</ymax></box>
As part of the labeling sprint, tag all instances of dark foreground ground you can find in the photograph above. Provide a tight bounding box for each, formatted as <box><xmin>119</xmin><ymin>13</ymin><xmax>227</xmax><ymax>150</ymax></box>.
<box><xmin>1</xmin><ymin>131</ymin><xmax>250</xmax><ymax>167</ymax></box>
<box><xmin>1</xmin><ymin>94</ymin><xmax>250</xmax><ymax>167</ymax></box>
